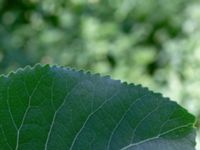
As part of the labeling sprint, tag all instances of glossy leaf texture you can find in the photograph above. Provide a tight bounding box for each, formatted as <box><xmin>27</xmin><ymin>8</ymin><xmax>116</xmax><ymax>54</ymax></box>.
<box><xmin>0</xmin><ymin>64</ymin><xmax>196</xmax><ymax>150</ymax></box>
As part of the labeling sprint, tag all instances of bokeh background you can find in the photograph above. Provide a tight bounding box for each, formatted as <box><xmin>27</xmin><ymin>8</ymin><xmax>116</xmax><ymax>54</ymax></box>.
<box><xmin>0</xmin><ymin>0</ymin><xmax>200</xmax><ymax>148</ymax></box>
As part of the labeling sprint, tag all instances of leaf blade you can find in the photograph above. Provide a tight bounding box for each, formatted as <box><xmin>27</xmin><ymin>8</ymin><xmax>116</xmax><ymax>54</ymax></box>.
<box><xmin>0</xmin><ymin>64</ymin><xmax>196</xmax><ymax>150</ymax></box>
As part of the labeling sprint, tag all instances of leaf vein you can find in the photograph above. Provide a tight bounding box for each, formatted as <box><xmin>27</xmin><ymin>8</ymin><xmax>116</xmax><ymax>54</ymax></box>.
<box><xmin>106</xmin><ymin>93</ymin><xmax>150</xmax><ymax>150</ymax></box>
<box><xmin>69</xmin><ymin>90</ymin><xmax>119</xmax><ymax>150</ymax></box>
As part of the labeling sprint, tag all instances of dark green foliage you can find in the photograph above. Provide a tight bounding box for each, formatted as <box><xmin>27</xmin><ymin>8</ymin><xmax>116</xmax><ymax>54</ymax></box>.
<box><xmin>0</xmin><ymin>65</ymin><xmax>196</xmax><ymax>149</ymax></box>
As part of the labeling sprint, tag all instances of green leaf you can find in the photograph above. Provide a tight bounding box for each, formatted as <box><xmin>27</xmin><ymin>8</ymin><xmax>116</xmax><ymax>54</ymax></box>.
<box><xmin>0</xmin><ymin>64</ymin><xmax>196</xmax><ymax>150</ymax></box>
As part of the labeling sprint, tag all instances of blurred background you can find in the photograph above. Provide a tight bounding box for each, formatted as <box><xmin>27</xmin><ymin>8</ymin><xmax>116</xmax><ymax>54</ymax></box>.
<box><xmin>0</xmin><ymin>0</ymin><xmax>199</xmax><ymax>148</ymax></box>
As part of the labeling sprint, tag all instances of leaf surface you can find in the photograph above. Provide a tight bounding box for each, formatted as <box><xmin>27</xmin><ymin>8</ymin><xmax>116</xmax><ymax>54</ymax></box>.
<box><xmin>0</xmin><ymin>65</ymin><xmax>196</xmax><ymax>150</ymax></box>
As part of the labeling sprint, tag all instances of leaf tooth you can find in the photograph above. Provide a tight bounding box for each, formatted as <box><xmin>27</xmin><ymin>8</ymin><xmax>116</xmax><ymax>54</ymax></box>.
<box><xmin>0</xmin><ymin>63</ymin><xmax>49</xmax><ymax>79</ymax></box>
<box><xmin>50</xmin><ymin>64</ymin><xmax>122</xmax><ymax>84</ymax></box>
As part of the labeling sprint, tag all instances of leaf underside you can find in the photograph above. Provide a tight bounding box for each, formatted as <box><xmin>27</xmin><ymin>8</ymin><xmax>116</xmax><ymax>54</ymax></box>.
<box><xmin>0</xmin><ymin>64</ymin><xmax>196</xmax><ymax>150</ymax></box>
